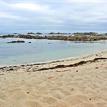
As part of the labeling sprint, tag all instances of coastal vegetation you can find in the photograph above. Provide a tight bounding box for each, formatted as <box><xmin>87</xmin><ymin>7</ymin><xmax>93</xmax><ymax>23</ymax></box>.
<box><xmin>0</xmin><ymin>32</ymin><xmax>107</xmax><ymax>41</ymax></box>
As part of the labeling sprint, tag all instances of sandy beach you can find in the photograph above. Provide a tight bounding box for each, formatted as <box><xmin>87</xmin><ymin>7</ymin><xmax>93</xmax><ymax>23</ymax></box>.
<box><xmin>0</xmin><ymin>51</ymin><xmax>107</xmax><ymax>107</ymax></box>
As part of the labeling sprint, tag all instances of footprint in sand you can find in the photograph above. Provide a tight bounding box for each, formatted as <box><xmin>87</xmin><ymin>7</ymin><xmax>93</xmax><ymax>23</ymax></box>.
<box><xmin>74</xmin><ymin>103</ymin><xmax>95</xmax><ymax>107</ymax></box>
<box><xmin>8</xmin><ymin>88</ymin><xmax>27</xmax><ymax>100</ymax></box>
<box><xmin>0</xmin><ymin>99</ymin><xmax>7</xmax><ymax>107</ymax></box>
<box><xmin>95</xmin><ymin>103</ymin><xmax>107</xmax><ymax>107</ymax></box>
<box><xmin>64</xmin><ymin>94</ymin><xmax>89</xmax><ymax>105</ymax></box>
<box><xmin>0</xmin><ymin>92</ymin><xmax>7</xmax><ymax>100</ymax></box>
<box><xmin>24</xmin><ymin>100</ymin><xmax>43</xmax><ymax>107</ymax></box>
<box><xmin>40</xmin><ymin>96</ymin><xmax>58</xmax><ymax>105</ymax></box>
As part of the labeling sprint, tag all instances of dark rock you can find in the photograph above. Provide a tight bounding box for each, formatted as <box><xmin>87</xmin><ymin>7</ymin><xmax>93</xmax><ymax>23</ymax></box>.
<box><xmin>76</xmin><ymin>70</ymin><xmax>78</xmax><ymax>72</ymax></box>
<box><xmin>95</xmin><ymin>67</ymin><xmax>99</xmax><ymax>69</ymax></box>
<box><xmin>7</xmin><ymin>40</ymin><xmax>25</xmax><ymax>43</ymax></box>
<box><xmin>26</xmin><ymin>92</ymin><xmax>30</xmax><ymax>94</ymax></box>
<box><xmin>89</xmin><ymin>98</ymin><xmax>92</xmax><ymax>101</ymax></box>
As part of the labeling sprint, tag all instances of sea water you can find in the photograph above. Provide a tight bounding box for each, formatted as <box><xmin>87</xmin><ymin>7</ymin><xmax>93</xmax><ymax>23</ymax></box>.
<box><xmin>0</xmin><ymin>38</ymin><xmax>107</xmax><ymax>66</ymax></box>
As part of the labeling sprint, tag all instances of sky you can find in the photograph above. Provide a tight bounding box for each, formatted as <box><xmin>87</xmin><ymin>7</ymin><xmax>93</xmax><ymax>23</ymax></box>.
<box><xmin>0</xmin><ymin>0</ymin><xmax>107</xmax><ymax>33</ymax></box>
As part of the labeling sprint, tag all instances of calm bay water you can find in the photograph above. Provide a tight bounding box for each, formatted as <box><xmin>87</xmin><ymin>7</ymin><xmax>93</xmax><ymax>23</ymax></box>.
<box><xmin>0</xmin><ymin>38</ymin><xmax>107</xmax><ymax>66</ymax></box>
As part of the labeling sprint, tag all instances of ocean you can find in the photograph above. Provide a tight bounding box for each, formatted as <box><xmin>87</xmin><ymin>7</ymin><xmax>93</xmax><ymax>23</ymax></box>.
<box><xmin>0</xmin><ymin>38</ymin><xmax>107</xmax><ymax>66</ymax></box>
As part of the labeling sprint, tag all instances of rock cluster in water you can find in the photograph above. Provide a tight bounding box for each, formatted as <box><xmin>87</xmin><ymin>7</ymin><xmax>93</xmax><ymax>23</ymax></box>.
<box><xmin>1</xmin><ymin>32</ymin><xmax>107</xmax><ymax>41</ymax></box>
<box><xmin>7</xmin><ymin>40</ymin><xmax>25</xmax><ymax>43</ymax></box>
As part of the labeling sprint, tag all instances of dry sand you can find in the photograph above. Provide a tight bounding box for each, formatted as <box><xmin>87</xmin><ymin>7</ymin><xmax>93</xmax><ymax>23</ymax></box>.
<box><xmin>0</xmin><ymin>51</ymin><xmax>107</xmax><ymax>107</ymax></box>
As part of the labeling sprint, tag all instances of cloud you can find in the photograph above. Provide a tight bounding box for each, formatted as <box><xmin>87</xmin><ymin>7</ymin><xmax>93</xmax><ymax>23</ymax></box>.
<box><xmin>10</xmin><ymin>2</ymin><xmax>51</xmax><ymax>13</ymax></box>
<box><xmin>12</xmin><ymin>3</ymin><xmax>43</xmax><ymax>11</ymax></box>
<box><xmin>67</xmin><ymin>0</ymin><xmax>107</xmax><ymax>3</ymax></box>
<box><xmin>0</xmin><ymin>11</ymin><xmax>24</xmax><ymax>20</ymax></box>
<box><xmin>0</xmin><ymin>0</ymin><xmax>107</xmax><ymax>33</ymax></box>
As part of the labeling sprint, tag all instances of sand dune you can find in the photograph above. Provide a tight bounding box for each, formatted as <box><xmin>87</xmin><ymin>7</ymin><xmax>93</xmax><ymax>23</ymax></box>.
<box><xmin>0</xmin><ymin>51</ymin><xmax>107</xmax><ymax>107</ymax></box>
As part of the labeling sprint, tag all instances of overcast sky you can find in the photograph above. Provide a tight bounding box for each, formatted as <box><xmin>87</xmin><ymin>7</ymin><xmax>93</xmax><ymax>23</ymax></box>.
<box><xmin>0</xmin><ymin>0</ymin><xmax>107</xmax><ymax>33</ymax></box>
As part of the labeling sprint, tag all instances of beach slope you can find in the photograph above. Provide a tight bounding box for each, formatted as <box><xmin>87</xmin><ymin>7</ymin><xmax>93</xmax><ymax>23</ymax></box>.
<box><xmin>0</xmin><ymin>51</ymin><xmax>107</xmax><ymax>107</ymax></box>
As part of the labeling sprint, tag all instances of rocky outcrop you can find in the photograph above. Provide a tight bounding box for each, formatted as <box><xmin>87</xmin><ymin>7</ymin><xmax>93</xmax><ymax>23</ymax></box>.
<box><xmin>7</xmin><ymin>40</ymin><xmax>25</xmax><ymax>43</ymax></box>
<box><xmin>1</xmin><ymin>32</ymin><xmax>107</xmax><ymax>41</ymax></box>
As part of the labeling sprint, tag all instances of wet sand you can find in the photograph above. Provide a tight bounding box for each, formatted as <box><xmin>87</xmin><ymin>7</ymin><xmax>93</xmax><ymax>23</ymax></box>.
<box><xmin>0</xmin><ymin>51</ymin><xmax>107</xmax><ymax>107</ymax></box>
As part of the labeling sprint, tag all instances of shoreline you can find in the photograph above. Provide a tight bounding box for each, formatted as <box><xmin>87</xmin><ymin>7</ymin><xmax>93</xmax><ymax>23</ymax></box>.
<box><xmin>0</xmin><ymin>50</ymin><xmax>107</xmax><ymax>72</ymax></box>
<box><xmin>0</xmin><ymin>38</ymin><xmax>107</xmax><ymax>68</ymax></box>
<box><xmin>0</xmin><ymin>50</ymin><xmax>107</xmax><ymax>107</ymax></box>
